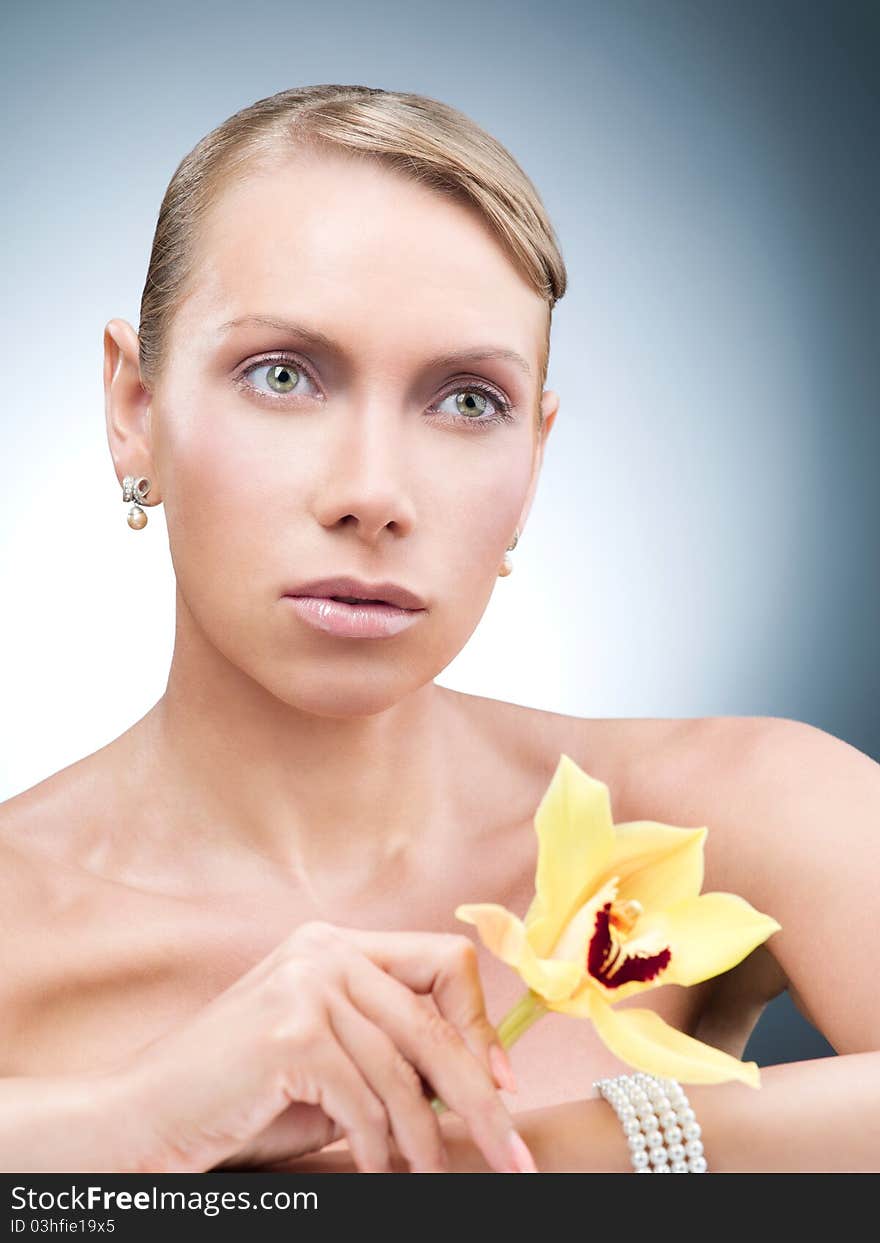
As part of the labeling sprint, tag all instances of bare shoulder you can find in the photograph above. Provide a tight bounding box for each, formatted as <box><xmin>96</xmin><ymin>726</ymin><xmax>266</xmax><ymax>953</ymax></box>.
<box><xmin>439</xmin><ymin>685</ymin><xmax>680</xmax><ymax>798</ymax></box>
<box><xmin>0</xmin><ymin>769</ymin><xmax>76</xmax><ymax>910</ymax></box>
<box><xmin>586</xmin><ymin>712</ymin><xmax>853</xmax><ymax>904</ymax></box>
<box><xmin>621</xmin><ymin>712</ymin><xmax>879</xmax><ymax>897</ymax></box>
<box><xmin>0</xmin><ymin>789</ymin><xmax>78</xmax><ymax>1037</ymax></box>
<box><xmin>0</xmin><ymin>730</ymin><xmax>132</xmax><ymax>872</ymax></box>
<box><xmin>0</xmin><ymin>750</ymin><xmax>124</xmax><ymax>985</ymax></box>
<box><xmin>443</xmin><ymin>692</ymin><xmax>802</xmax><ymax>990</ymax></box>
<box><xmin>442</xmin><ymin>687</ymin><xmax>762</xmax><ymax>823</ymax></box>
<box><xmin>697</xmin><ymin>715</ymin><xmax>880</xmax><ymax>1054</ymax></box>
<box><xmin>623</xmin><ymin>712</ymin><xmax>880</xmax><ymax>1053</ymax></box>
<box><xmin>0</xmin><ymin>813</ymin><xmax>46</xmax><ymax>927</ymax></box>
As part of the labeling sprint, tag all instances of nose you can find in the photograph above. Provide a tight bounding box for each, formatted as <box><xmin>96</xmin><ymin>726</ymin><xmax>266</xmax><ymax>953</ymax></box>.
<box><xmin>312</xmin><ymin>401</ymin><xmax>418</xmax><ymax>545</ymax></box>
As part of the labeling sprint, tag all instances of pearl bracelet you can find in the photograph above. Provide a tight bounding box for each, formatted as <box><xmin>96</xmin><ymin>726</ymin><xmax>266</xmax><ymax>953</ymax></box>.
<box><xmin>592</xmin><ymin>1073</ymin><xmax>709</xmax><ymax>1173</ymax></box>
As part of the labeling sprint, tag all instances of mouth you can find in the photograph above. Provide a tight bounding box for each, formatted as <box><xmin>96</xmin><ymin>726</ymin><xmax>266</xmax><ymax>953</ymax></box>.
<box><xmin>327</xmin><ymin>595</ymin><xmax>400</xmax><ymax>606</ymax></box>
<box><xmin>282</xmin><ymin>593</ymin><xmax>426</xmax><ymax>639</ymax></box>
<box><xmin>283</xmin><ymin>576</ymin><xmax>427</xmax><ymax>611</ymax></box>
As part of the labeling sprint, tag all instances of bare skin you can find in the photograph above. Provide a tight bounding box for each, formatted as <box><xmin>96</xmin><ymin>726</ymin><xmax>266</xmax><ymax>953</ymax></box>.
<box><xmin>0</xmin><ymin>147</ymin><xmax>795</xmax><ymax>1170</ymax></box>
<box><xmin>0</xmin><ymin>697</ymin><xmax>782</xmax><ymax>1121</ymax></box>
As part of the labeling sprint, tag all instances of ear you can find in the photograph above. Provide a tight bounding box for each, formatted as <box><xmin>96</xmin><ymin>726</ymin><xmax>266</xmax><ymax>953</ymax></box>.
<box><xmin>515</xmin><ymin>389</ymin><xmax>560</xmax><ymax>536</ymax></box>
<box><xmin>103</xmin><ymin>318</ymin><xmax>161</xmax><ymax>503</ymax></box>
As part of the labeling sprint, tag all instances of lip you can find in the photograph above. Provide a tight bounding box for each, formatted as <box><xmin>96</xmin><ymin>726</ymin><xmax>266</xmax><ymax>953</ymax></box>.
<box><xmin>283</xmin><ymin>576</ymin><xmax>427</xmax><ymax>611</ymax></box>
<box><xmin>283</xmin><ymin>595</ymin><xmax>425</xmax><ymax>639</ymax></box>
<box><xmin>282</xmin><ymin>575</ymin><xmax>427</xmax><ymax>640</ymax></box>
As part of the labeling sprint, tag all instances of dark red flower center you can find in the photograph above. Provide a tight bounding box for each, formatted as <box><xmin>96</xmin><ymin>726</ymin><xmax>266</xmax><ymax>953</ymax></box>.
<box><xmin>587</xmin><ymin>901</ymin><xmax>672</xmax><ymax>989</ymax></box>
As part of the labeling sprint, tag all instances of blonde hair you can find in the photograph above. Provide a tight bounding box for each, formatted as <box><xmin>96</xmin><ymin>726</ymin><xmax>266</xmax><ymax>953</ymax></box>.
<box><xmin>138</xmin><ymin>84</ymin><xmax>567</xmax><ymax>428</ymax></box>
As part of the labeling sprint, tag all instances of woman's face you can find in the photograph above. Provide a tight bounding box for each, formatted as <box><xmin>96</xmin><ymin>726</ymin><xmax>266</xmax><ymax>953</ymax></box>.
<box><xmin>145</xmin><ymin>148</ymin><xmax>558</xmax><ymax>716</ymax></box>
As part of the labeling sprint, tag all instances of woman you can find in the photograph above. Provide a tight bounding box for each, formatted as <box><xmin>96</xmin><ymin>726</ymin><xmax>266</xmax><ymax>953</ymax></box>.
<box><xmin>1</xmin><ymin>84</ymin><xmax>877</xmax><ymax>1174</ymax></box>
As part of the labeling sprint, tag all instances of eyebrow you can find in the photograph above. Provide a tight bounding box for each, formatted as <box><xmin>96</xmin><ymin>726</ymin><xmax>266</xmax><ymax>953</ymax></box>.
<box><xmin>216</xmin><ymin>314</ymin><xmax>533</xmax><ymax>379</ymax></box>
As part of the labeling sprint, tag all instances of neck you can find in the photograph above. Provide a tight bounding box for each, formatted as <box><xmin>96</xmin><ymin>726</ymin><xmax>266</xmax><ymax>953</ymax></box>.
<box><xmin>126</xmin><ymin>592</ymin><xmax>461</xmax><ymax>899</ymax></box>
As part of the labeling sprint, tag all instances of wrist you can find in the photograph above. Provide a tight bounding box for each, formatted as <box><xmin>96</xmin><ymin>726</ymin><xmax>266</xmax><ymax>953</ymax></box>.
<box><xmin>85</xmin><ymin>1062</ymin><xmax>175</xmax><ymax>1174</ymax></box>
<box><xmin>26</xmin><ymin>1067</ymin><xmax>162</xmax><ymax>1174</ymax></box>
<box><xmin>438</xmin><ymin>1097</ymin><xmax>634</xmax><ymax>1174</ymax></box>
<box><xmin>435</xmin><ymin>1112</ymin><xmax>496</xmax><ymax>1173</ymax></box>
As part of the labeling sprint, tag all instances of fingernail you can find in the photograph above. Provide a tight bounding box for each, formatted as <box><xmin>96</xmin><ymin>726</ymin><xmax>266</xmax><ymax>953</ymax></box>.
<box><xmin>489</xmin><ymin>1042</ymin><xmax>518</xmax><ymax>1094</ymax></box>
<box><xmin>508</xmin><ymin>1129</ymin><xmax>538</xmax><ymax>1173</ymax></box>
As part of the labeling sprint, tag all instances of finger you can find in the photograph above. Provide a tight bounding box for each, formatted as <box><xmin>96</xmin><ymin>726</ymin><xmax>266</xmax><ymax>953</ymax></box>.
<box><xmin>327</xmin><ymin>927</ymin><xmax>507</xmax><ymax>1088</ymax></box>
<box><xmin>282</xmin><ymin>1034</ymin><xmax>393</xmax><ymax>1174</ymax></box>
<box><xmin>326</xmin><ymin>992</ymin><xmax>449</xmax><ymax>1173</ymax></box>
<box><xmin>213</xmin><ymin>1103</ymin><xmax>344</xmax><ymax>1171</ymax></box>
<box><xmin>425</xmin><ymin>935</ymin><xmax>516</xmax><ymax>1091</ymax></box>
<box><xmin>333</xmin><ymin>945</ymin><xmax>524</xmax><ymax>1174</ymax></box>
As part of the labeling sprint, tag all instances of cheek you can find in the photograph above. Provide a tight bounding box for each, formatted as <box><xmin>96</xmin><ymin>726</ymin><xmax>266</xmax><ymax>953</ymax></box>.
<box><xmin>438</xmin><ymin>447</ymin><xmax>531</xmax><ymax>575</ymax></box>
<box><xmin>158</xmin><ymin>402</ymin><xmax>288</xmax><ymax>605</ymax></box>
<box><xmin>419</xmin><ymin>441</ymin><xmax>532</xmax><ymax>661</ymax></box>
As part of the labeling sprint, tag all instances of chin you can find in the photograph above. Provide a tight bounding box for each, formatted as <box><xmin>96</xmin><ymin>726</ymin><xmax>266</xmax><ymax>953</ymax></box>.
<box><xmin>268</xmin><ymin>670</ymin><xmax>426</xmax><ymax>718</ymax></box>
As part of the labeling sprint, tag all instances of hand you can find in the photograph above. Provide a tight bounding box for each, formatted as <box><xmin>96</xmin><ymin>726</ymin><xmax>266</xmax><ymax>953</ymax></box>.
<box><xmin>260</xmin><ymin>1104</ymin><xmax>508</xmax><ymax>1173</ymax></box>
<box><xmin>117</xmin><ymin>920</ymin><xmax>532</xmax><ymax>1173</ymax></box>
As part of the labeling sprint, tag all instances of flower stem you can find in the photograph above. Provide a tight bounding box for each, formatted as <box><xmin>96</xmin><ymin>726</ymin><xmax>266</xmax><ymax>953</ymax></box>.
<box><xmin>496</xmin><ymin>989</ymin><xmax>549</xmax><ymax>1050</ymax></box>
<box><xmin>429</xmin><ymin>990</ymin><xmax>548</xmax><ymax>1115</ymax></box>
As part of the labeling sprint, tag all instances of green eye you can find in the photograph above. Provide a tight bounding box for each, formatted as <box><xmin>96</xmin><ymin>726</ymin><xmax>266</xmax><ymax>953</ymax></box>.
<box><xmin>266</xmin><ymin>363</ymin><xmax>300</xmax><ymax>394</ymax></box>
<box><xmin>235</xmin><ymin>356</ymin><xmax>319</xmax><ymax>401</ymax></box>
<box><xmin>434</xmin><ymin>383</ymin><xmax>514</xmax><ymax>428</ymax></box>
<box><xmin>237</xmin><ymin>355</ymin><xmax>515</xmax><ymax>430</ymax></box>
<box><xmin>455</xmin><ymin>390</ymin><xmax>489</xmax><ymax>418</ymax></box>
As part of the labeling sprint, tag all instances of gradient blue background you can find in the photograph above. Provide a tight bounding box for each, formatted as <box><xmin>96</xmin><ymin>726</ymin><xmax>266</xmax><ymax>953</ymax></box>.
<box><xmin>2</xmin><ymin>0</ymin><xmax>877</xmax><ymax>1071</ymax></box>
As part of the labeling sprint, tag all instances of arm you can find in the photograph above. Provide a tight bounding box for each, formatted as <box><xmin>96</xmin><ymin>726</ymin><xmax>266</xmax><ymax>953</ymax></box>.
<box><xmin>454</xmin><ymin>718</ymin><xmax>880</xmax><ymax>1173</ymax></box>
<box><xmin>446</xmin><ymin>1049</ymin><xmax>880</xmax><ymax>1172</ymax></box>
<box><xmin>279</xmin><ymin>1049</ymin><xmax>880</xmax><ymax>1172</ymax></box>
<box><xmin>0</xmin><ymin>1069</ymin><xmax>153</xmax><ymax>1173</ymax></box>
<box><xmin>281</xmin><ymin>718</ymin><xmax>880</xmax><ymax>1174</ymax></box>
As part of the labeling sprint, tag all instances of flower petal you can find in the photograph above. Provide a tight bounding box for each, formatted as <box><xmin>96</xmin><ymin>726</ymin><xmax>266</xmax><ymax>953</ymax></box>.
<box><xmin>584</xmin><ymin>993</ymin><xmax>762</xmax><ymax>1087</ymax></box>
<box><xmin>594</xmin><ymin>821</ymin><xmax>708</xmax><ymax>912</ymax></box>
<box><xmin>455</xmin><ymin>902</ymin><xmax>584</xmax><ymax>1001</ymax></box>
<box><xmin>546</xmin><ymin>876</ymin><xmax>620</xmax><ymax>964</ymax></box>
<box><xmin>629</xmin><ymin>891</ymin><xmax>783</xmax><ymax>987</ymax></box>
<box><xmin>523</xmin><ymin>754</ymin><xmax>616</xmax><ymax>958</ymax></box>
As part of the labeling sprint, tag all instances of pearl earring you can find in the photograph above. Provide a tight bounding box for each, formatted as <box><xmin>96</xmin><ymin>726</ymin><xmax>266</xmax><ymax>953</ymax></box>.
<box><xmin>498</xmin><ymin>527</ymin><xmax>519</xmax><ymax>577</ymax></box>
<box><xmin>122</xmin><ymin>475</ymin><xmax>152</xmax><ymax>529</ymax></box>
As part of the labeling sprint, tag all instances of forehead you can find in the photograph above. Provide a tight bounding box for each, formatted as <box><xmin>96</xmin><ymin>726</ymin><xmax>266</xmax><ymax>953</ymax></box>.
<box><xmin>176</xmin><ymin>149</ymin><xmax>546</xmax><ymax>362</ymax></box>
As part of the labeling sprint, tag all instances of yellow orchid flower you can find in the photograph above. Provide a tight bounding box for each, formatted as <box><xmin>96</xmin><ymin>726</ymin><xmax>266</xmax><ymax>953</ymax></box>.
<box><xmin>431</xmin><ymin>753</ymin><xmax>782</xmax><ymax>1115</ymax></box>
